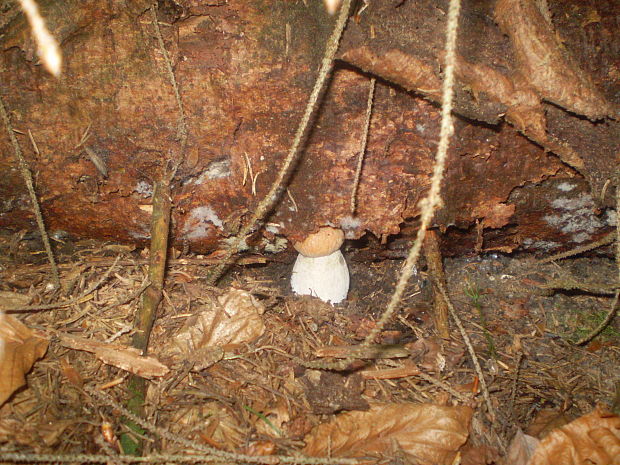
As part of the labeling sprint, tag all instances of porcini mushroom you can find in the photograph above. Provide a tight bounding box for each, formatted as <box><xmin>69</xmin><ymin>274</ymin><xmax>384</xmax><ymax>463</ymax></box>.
<box><xmin>290</xmin><ymin>227</ymin><xmax>349</xmax><ymax>304</ymax></box>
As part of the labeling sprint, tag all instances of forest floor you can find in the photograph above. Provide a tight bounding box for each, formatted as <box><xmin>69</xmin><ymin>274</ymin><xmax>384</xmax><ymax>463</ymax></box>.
<box><xmin>0</xmin><ymin>230</ymin><xmax>618</xmax><ymax>464</ymax></box>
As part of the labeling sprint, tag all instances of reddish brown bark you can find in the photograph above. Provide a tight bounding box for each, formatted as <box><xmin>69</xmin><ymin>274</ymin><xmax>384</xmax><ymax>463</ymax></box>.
<box><xmin>0</xmin><ymin>0</ymin><xmax>616</xmax><ymax>257</ymax></box>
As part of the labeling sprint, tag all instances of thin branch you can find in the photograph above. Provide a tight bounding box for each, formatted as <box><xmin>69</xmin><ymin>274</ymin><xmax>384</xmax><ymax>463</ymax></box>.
<box><xmin>206</xmin><ymin>0</ymin><xmax>355</xmax><ymax>284</ymax></box>
<box><xmin>350</xmin><ymin>77</ymin><xmax>375</xmax><ymax>215</ymax></box>
<box><xmin>0</xmin><ymin>93</ymin><xmax>60</xmax><ymax>289</ymax></box>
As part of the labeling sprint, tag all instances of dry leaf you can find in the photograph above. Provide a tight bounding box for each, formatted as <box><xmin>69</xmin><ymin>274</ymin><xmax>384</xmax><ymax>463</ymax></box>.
<box><xmin>171</xmin><ymin>289</ymin><xmax>265</xmax><ymax>368</ymax></box>
<box><xmin>59</xmin><ymin>357</ymin><xmax>84</xmax><ymax>387</ymax></box>
<box><xmin>58</xmin><ymin>333</ymin><xmax>169</xmax><ymax>378</ymax></box>
<box><xmin>0</xmin><ymin>314</ymin><xmax>49</xmax><ymax>406</ymax></box>
<box><xmin>0</xmin><ymin>291</ymin><xmax>32</xmax><ymax>310</ymax></box>
<box><xmin>506</xmin><ymin>429</ymin><xmax>539</xmax><ymax>465</ymax></box>
<box><xmin>527</xmin><ymin>406</ymin><xmax>620</xmax><ymax>465</ymax></box>
<box><xmin>173</xmin><ymin>401</ymin><xmax>245</xmax><ymax>450</ymax></box>
<box><xmin>303</xmin><ymin>402</ymin><xmax>472</xmax><ymax>465</ymax></box>
<box><xmin>526</xmin><ymin>408</ymin><xmax>569</xmax><ymax>438</ymax></box>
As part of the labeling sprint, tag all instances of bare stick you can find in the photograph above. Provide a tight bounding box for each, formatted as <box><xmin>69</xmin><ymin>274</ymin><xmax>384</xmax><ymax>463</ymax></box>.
<box><xmin>0</xmin><ymin>94</ymin><xmax>60</xmax><ymax>289</ymax></box>
<box><xmin>207</xmin><ymin>0</ymin><xmax>354</xmax><ymax>284</ymax></box>
<box><xmin>350</xmin><ymin>77</ymin><xmax>375</xmax><ymax>215</ymax></box>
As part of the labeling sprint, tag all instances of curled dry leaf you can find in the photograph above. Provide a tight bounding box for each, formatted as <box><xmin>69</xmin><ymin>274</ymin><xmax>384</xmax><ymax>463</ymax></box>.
<box><xmin>303</xmin><ymin>402</ymin><xmax>472</xmax><ymax>465</ymax></box>
<box><xmin>0</xmin><ymin>314</ymin><xmax>48</xmax><ymax>406</ymax></box>
<box><xmin>171</xmin><ymin>289</ymin><xmax>265</xmax><ymax>369</ymax></box>
<box><xmin>57</xmin><ymin>334</ymin><xmax>169</xmax><ymax>379</ymax></box>
<box><xmin>527</xmin><ymin>406</ymin><xmax>620</xmax><ymax>465</ymax></box>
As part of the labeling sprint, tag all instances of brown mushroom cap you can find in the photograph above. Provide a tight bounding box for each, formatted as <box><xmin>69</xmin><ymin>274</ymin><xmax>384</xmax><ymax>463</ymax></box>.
<box><xmin>293</xmin><ymin>227</ymin><xmax>345</xmax><ymax>258</ymax></box>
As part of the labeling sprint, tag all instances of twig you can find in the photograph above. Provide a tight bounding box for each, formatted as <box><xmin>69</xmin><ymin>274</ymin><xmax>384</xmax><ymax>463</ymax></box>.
<box><xmin>85</xmin><ymin>387</ymin><xmax>358</xmax><ymax>464</ymax></box>
<box><xmin>150</xmin><ymin>5</ymin><xmax>187</xmax><ymax>152</ymax></box>
<box><xmin>435</xmin><ymin>282</ymin><xmax>496</xmax><ymax>423</ymax></box>
<box><xmin>125</xmin><ymin>173</ymin><xmax>173</xmax><ymax>452</ymax></box>
<box><xmin>0</xmin><ymin>93</ymin><xmax>60</xmax><ymax>289</ymax></box>
<box><xmin>423</xmin><ymin>230</ymin><xmax>450</xmax><ymax>338</ymax></box>
<box><xmin>576</xmin><ymin>174</ymin><xmax>620</xmax><ymax>345</ymax></box>
<box><xmin>350</xmin><ymin>77</ymin><xmax>375</xmax><ymax>215</ymax></box>
<box><xmin>131</xmin><ymin>179</ymin><xmax>171</xmax><ymax>353</ymax></box>
<box><xmin>4</xmin><ymin>255</ymin><xmax>122</xmax><ymax>313</ymax></box>
<box><xmin>206</xmin><ymin>0</ymin><xmax>355</xmax><ymax>284</ymax></box>
<box><xmin>535</xmin><ymin>232</ymin><xmax>615</xmax><ymax>264</ymax></box>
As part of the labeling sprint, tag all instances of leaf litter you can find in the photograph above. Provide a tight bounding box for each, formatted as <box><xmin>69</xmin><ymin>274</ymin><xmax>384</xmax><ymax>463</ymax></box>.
<box><xmin>0</xmin><ymin>231</ymin><xmax>618</xmax><ymax>465</ymax></box>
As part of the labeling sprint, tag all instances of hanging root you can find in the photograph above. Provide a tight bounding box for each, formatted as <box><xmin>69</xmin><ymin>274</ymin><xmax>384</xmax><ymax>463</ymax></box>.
<box><xmin>360</xmin><ymin>0</ymin><xmax>462</xmax><ymax>348</ymax></box>
<box><xmin>149</xmin><ymin>5</ymin><xmax>188</xmax><ymax>154</ymax></box>
<box><xmin>350</xmin><ymin>77</ymin><xmax>376</xmax><ymax>215</ymax></box>
<box><xmin>0</xmin><ymin>93</ymin><xmax>60</xmax><ymax>289</ymax></box>
<box><xmin>206</xmin><ymin>0</ymin><xmax>355</xmax><ymax>284</ymax></box>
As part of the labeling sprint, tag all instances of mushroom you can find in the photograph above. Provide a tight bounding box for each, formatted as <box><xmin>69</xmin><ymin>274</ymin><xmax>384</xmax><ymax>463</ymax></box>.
<box><xmin>290</xmin><ymin>227</ymin><xmax>349</xmax><ymax>304</ymax></box>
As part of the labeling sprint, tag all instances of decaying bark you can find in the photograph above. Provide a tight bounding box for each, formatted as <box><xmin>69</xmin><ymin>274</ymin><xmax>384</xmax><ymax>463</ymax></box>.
<box><xmin>0</xmin><ymin>0</ymin><xmax>617</xmax><ymax>257</ymax></box>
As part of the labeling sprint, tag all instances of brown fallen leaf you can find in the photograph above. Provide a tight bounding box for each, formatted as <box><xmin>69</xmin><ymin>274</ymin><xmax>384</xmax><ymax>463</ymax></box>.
<box><xmin>0</xmin><ymin>291</ymin><xmax>32</xmax><ymax>309</ymax></box>
<box><xmin>59</xmin><ymin>357</ymin><xmax>84</xmax><ymax>387</ymax></box>
<box><xmin>170</xmin><ymin>288</ymin><xmax>265</xmax><ymax>369</ymax></box>
<box><xmin>0</xmin><ymin>314</ymin><xmax>49</xmax><ymax>406</ymax></box>
<box><xmin>506</xmin><ymin>429</ymin><xmax>539</xmax><ymax>465</ymax></box>
<box><xmin>526</xmin><ymin>408</ymin><xmax>570</xmax><ymax>438</ymax></box>
<box><xmin>303</xmin><ymin>402</ymin><xmax>472</xmax><ymax>465</ymax></box>
<box><xmin>58</xmin><ymin>333</ymin><xmax>169</xmax><ymax>379</ymax></box>
<box><xmin>527</xmin><ymin>405</ymin><xmax>620</xmax><ymax>465</ymax></box>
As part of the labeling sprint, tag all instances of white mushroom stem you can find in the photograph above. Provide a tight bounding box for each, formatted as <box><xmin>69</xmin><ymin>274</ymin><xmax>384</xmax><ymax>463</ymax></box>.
<box><xmin>291</xmin><ymin>249</ymin><xmax>349</xmax><ymax>304</ymax></box>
